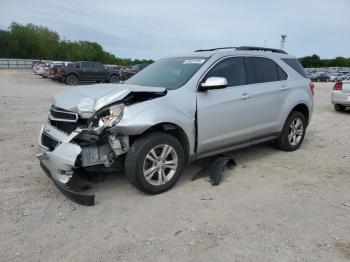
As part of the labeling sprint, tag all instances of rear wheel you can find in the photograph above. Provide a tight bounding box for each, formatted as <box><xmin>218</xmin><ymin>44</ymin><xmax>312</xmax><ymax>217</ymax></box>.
<box><xmin>66</xmin><ymin>75</ymin><xmax>78</xmax><ymax>85</ymax></box>
<box><xmin>125</xmin><ymin>132</ymin><xmax>185</xmax><ymax>194</ymax></box>
<box><xmin>276</xmin><ymin>111</ymin><xmax>306</xmax><ymax>151</ymax></box>
<box><xmin>109</xmin><ymin>75</ymin><xmax>120</xmax><ymax>83</ymax></box>
<box><xmin>334</xmin><ymin>104</ymin><xmax>345</xmax><ymax>112</ymax></box>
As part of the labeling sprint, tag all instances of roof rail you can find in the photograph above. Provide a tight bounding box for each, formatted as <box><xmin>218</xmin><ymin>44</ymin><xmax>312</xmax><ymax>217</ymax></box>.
<box><xmin>194</xmin><ymin>46</ymin><xmax>288</xmax><ymax>54</ymax></box>
<box><xmin>194</xmin><ymin>47</ymin><xmax>236</xmax><ymax>52</ymax></box>
<box><xmin>236</xmin><ymin>46</ymin><xmax>288</xmax><ymax>54</ymax></box>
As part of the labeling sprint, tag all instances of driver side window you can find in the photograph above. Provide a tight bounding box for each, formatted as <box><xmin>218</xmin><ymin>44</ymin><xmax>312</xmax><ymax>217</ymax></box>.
<box><xmin>204</xmin><ymin>57</ymin><xmax>246</xmax><ymax>87</ymax></box>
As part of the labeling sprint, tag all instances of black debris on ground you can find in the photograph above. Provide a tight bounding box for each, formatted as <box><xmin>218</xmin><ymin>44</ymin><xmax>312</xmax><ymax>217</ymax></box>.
<box><xmin>192</xmin><ymin>155</ymin><xmax>236</xmax><ymax>186</ymax></box>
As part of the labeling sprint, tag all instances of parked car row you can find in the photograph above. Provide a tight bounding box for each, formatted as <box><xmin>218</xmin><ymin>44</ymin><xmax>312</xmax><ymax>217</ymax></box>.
<box><xmin>305</xmin><ymin>67</ymin><xmax>350</xmax><ymax>82</ymax></box>
<box><xmin>32</xmin><ymin>60</ymin><xmax>149</xmax><ymax>85</ymax></box>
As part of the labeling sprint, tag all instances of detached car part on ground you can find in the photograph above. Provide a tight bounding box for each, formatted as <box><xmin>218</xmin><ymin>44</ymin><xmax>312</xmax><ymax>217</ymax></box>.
<box><xmin>37</xmin><ymin>46</ymin><xmax>314</xmax><ymax>205</ymax></box>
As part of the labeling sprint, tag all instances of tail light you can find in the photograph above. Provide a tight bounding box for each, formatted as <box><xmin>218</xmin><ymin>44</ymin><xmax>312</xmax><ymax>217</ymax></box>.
<box><xmin>309</xmin><ymin>81</ymin><xmax>315</xmax><ymax>95</ymax></box>
<box><xmin>333</xmin><ymin>82</ymin><xmax>343</xmax><ymax>90</ymax></box>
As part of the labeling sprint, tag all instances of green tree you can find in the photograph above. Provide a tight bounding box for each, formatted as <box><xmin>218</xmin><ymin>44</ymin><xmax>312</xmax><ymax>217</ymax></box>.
<box><xmin>0</xmin><ymin>22</ymin><xmax>153</xmax><ymax>66</ymax></box>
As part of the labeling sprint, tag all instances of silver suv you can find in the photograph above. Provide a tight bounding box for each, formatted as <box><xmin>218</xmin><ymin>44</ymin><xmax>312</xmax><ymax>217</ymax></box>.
<box><xmin>37</xmin><ymin>46</ymin><xmax>314</xmax><ymax>200</ymax></box>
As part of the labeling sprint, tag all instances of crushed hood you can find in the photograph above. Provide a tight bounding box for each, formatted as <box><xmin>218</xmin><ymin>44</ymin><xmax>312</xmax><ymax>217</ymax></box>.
<box><xmin>53</xmin><ymin>84</ymin><xmax>166</xmax><ymax>117</ymax></box>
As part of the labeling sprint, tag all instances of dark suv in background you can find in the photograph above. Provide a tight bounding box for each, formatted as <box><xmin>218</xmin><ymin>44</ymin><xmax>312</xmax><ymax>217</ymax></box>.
<box><xmin>60</xmin><ymin>61</ymin><xmax>122</xmax><ymax>85</ymax></box>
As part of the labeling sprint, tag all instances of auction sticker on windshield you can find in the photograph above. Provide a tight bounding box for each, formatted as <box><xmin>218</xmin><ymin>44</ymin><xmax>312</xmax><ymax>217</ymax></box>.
<box><xmin>183</xmin><ymin>59</ymin><xmax>206</xmax><ymax>64</ymax></box>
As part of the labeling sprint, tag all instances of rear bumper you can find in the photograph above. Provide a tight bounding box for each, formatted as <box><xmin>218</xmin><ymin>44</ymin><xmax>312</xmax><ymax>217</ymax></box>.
<box><xmin>331</xmin><ymin>91</ymin><xmax>350</xmax><ymax>105</ymax></box>
<box><xmin>37</xmin><ymin>124</ymin><xmax>95</xmax><ymax>205</ymax></box>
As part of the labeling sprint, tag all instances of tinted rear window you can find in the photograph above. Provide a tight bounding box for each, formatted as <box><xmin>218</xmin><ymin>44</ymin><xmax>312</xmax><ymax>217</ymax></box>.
<box><xmin>282</xmin><ymin>58</ymin><xmax>307</xmax><ymax>78</ymax></box>
<box><xmin>245</xmin><ymin>57</ymin><xmax>279</xmax><ymax>84</ymax></box>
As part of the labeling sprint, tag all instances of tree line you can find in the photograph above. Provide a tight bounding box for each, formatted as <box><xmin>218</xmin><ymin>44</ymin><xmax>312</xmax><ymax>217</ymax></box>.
<box><xmin>1</xmin><ymin>22</ymin><xmax>349</xmax><ymax>68</ymax></box>
<box><xmin>299</xmin><ymin>54</ymin><xmax>350</xmax><ymax>68</ymax></box>
<box><xmin>0</xmin><ymin>23</ymin><xmax>153</xmax><ymax>66</ymax></box>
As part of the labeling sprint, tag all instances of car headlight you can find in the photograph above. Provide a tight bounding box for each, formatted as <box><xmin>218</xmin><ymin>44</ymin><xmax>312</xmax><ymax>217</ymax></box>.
<box><xmin>98</xmin><ymin>103</ymin><xmax>124</xmax><ymax>128</ymax></box>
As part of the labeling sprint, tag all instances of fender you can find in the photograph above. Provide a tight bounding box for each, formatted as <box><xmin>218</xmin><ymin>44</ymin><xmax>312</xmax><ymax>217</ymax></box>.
<box><xmin>278</xmin><ymin>83</ymin><xmax>313</xmax><ymax>131</ymax></box>
<box><xmin>116</xmin><ymin>92</ymin><xmax>197</xmax><ymax>154</ymax></box>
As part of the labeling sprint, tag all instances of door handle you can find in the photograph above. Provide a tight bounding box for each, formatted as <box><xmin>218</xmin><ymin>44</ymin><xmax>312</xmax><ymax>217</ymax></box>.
<box><xmin>281</xmin><ymin>85</ymin><xmax>289</xmax><ymax>91</ymax></box>
<box><xmin>241</xmin><ymin>93</ymin><xmax>251</xmax><ymax>100</ymax></box>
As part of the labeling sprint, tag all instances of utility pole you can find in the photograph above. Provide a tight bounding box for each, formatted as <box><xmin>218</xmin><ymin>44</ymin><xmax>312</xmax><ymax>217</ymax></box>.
<box><xmin>280</xmin><ymin>34</ymin><xmax>287</xmax><ymax>50</ymax></box>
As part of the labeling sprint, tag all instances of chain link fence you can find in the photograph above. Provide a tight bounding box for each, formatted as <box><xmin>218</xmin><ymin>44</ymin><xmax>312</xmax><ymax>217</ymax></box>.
<box><xmin>0</xmin><ymin>58</ymin><xmax>36</xmax><ymax>69</ymax></box>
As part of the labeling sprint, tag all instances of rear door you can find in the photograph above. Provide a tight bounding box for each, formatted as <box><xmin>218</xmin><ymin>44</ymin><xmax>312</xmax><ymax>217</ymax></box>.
<box><xmin>244</xmin><ymin>56</ymin><xmax>288</xmax><ymax>137</ymax></box>
<box><xmin>196</xmin><ymin>57</ymin><xmax>253</xmax><ymax>153</ymax></box>
<box><xmin>79</xmin><ymin>62</ymin><xmax>95</xmax><ymax>80</ymax></box>
<box><xmin>94</xmin><ymin>62</ymin><xmax>109</xmax><ymax>81</ymax></box>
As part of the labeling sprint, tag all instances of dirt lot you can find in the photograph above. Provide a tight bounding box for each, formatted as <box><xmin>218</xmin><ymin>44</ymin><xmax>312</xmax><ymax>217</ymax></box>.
<box><xmin>0</xmin><ymin>69</ymin><xmax>349</xmax><ymax>262</ymax></box>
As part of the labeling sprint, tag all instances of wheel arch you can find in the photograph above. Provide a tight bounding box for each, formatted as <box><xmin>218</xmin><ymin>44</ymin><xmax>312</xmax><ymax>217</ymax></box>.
<box><xmin>130</xmin><ymin>122</ymin><xmax>191</xmax><ymax>164</ymax></box>
<box><xmin>109</xmin><ymin>72</ymin><xmax>122</xmax><ymax>79</ymax></box>
<box><xmin>66</xmin><ymin>72</ymin><xmax>79</xmax><ymax>79</ymax></box>
<box><xmin>291</xmin><ymin>103</ymin><xmax>309</xmax><ymax>124</ymax></box>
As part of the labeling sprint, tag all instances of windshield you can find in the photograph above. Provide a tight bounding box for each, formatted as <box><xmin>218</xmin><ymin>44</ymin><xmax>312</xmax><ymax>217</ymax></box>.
<box><xmin>125</xmin><ymin>57</ymin><xmax>208</xmax><ymax>89</ymax></box>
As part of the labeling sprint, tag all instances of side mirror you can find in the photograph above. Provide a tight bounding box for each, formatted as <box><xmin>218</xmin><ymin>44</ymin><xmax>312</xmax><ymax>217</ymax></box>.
<box><xmin>199</xmin><ymin>77</ymin><xmax>227</xmax><ymax>91</ymax></box>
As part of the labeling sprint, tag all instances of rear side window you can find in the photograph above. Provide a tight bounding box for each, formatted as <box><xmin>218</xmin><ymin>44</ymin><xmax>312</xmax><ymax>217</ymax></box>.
<box><xmin>245</xmin><ymin>57</ymin><xmax>279</xmax><ymax>84</ymax></box>
<box><xmin>278</xmin><ymin>66</ymin><xmax>288</xmax><ymax>80</ymax></box>
<box><xmin>94</xmin><ymin>62</ymin><xmax>105</xmax><ymax>69</ymax></box>
<box><xmin>81</xmin><ymin>62</ymin><xmax>94</xmax><ymax>68</ymax></box>
<box><xmin>282</xmin><ymin>58</ymin><xmax>307</xmax><ymax>78</ymax></box>
<box><xmin>204</xmin><ymin>57</ymin><xmax>246</xmax><ymax>87</ymax></box>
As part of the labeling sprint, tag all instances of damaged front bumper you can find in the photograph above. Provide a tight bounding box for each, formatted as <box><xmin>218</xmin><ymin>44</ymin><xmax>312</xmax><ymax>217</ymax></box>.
<box><xmin>37</xmin><ymin>124</ymin><xmax>95</xmax><ymax>205</ymax></box>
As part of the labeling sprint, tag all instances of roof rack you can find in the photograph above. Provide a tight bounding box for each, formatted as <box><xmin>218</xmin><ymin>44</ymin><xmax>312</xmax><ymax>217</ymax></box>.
<box><xmin>194</xmin><ymin>47</ymin><xmax>236</xmax><ymax>52</ymax></box>
<box><xmin>236</xmin><ymin>46</ymin><xmax>288</xmax><ymax>54</ymax></box>
<box><xmin>194</xmin><ymin>46</ymin><xmax>288</xmax><ymax>54</ymax></box>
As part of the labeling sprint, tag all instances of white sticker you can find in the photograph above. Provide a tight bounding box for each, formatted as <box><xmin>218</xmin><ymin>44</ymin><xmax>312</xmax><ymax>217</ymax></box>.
<box><xmin>183</xmin><ymin>59</ymin><xmax>205</xmax><ymax>64</ymax></box>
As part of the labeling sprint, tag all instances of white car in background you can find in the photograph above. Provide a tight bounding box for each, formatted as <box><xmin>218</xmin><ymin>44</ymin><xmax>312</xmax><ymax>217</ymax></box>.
<box><xmin>329</xmin><ymin>73</ymin><xmax>343</xmax><ymax>82</ymax></box>
<box><xmin>336</xmin><ymin>73</ymin><xmax>350</xmax><ymax>82</ymax></box>
<box><xmin>332</xmin><ymin>80</ymin><xmax>350</xmax><ymax>111</ymax></box>
<box><xmin>33</xmin><ymin>62</ymin><xmax>46</xmax><ymax>75</ymax></box>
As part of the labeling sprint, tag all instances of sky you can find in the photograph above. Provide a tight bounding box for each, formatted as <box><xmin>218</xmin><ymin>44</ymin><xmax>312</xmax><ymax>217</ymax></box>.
<box><xmin>0</xmin><ymin>0</ymin><xmax>349</xmax><ymax>60</ymax></box>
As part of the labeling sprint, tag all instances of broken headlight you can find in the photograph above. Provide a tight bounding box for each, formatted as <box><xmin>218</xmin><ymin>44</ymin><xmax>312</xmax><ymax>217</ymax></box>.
<box><xmin>92</xmin><ymin>103</ymin><xmax>124</xmax><ymax>134</ymax></box>
<box><xmin>98</xmin><ymin>103</ymin><xmax>124</xmax><ymax>128</ymax></box>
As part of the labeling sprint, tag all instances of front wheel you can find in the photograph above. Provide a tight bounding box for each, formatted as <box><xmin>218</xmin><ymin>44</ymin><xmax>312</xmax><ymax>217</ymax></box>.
<box><xmin>276</xmin><ymin>111</ymin><xmax>306</xmax><ymax>151</ymax></box>
<box><xmin>125</xmin><ymin>132</ymin><xmax>185</xmax><ymax>194</ymax></box>
<box><xmin>334</xmin><ymin>104</ymin><xmax>345</xmax><ymax>112</ymax></box>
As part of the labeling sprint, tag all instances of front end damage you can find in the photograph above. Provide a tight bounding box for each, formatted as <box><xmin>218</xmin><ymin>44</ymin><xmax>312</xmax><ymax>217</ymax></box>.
<box><xmin>37</xmin><ymin>85</ymin><xmax>167</xmax><ymax>205</ymax></box>
<box><xmin>37</xmin><ymin>122</ymin><xmax>129</xmax><ymax>206</ymax></box>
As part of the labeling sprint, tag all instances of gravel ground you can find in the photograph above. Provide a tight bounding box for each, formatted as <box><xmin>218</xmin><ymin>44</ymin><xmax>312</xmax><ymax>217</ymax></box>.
<box><xmin>0</xmin><ymin>69</ymin><xmax>350</xmax><ymax>262</ymax></box>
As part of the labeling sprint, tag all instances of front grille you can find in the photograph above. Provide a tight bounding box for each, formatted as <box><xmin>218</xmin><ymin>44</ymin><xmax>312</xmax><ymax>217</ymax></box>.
<box><xmin>41</xmin><ymin>132</ymin><xmax>60</xmax><ymax>150</ymax></box>
<box><xmin>50</xmin><ymin>106</ymin><xmax>78</xmax><ymax>122</ymax></box>
<box><xmin>49</xmin><ymin>120</ymin><xmax>83</xmax><ymax>134</ymax></box>
<box><xmin>50</xmin><ymin>118</ymin><xmax>88</xmax><ymax>134</ymax></box>
<box><xmin>48</xmin><ymin>106</ymin><xmax>88</xmax><ymax>134</ymax></box>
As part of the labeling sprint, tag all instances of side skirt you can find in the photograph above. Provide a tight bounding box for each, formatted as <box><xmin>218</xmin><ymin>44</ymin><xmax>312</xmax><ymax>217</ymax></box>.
<box><xmin>190</xmin><ymin>134</ymin><xmax>279</xmax><ymax>162</ymax></box>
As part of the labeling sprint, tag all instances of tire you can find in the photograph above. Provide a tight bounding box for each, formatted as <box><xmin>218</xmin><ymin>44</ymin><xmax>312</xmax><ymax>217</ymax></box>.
<box><xmin>66</xmin><ymin>74</ymin><xmax>78</xmax><ymax>85</ymax></box>
<box><xmin>109</xmin><ymin>75</ymin><xmax>120</xmax><ymax>83</ymax></box>
<box><xmin>276</xmin><ymin>111</ymin><xmax>306</xmax><ymax>151</ymax></box>
<box><xmin>334</xmin><ymin>104</ymin><xmax>345</xmax><ymax>112</ymax></box>
<box><xmin>125</xmin><ymin>132</ymin><xmax>185</xmax><ymax>194</ymax></box>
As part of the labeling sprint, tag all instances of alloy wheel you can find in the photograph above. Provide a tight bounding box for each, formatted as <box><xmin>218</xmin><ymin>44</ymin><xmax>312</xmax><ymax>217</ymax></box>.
<box><xmin>288</xmin><ymin>118</ymin><xmax>303</xmax><ymax>146</ymax></box>
<box><xmin>143</xmin><ymin>144</ymin><xmax>178</xmax><ymax>186</ymax></box>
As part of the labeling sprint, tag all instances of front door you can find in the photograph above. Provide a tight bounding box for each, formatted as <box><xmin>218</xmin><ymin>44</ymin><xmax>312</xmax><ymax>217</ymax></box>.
<box><xmin>196</xmin><ymin>57</ymin><xmax>253</xmax><ymax>154</ymax></box>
